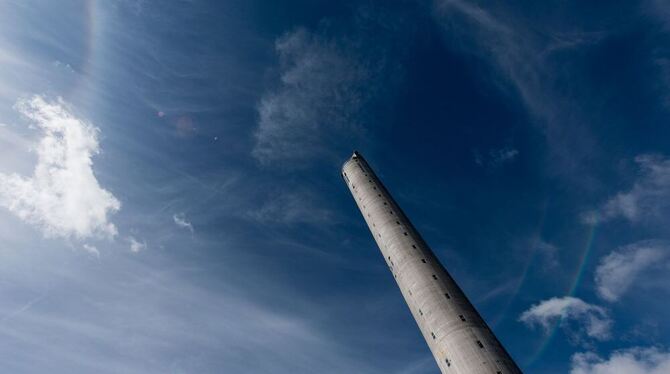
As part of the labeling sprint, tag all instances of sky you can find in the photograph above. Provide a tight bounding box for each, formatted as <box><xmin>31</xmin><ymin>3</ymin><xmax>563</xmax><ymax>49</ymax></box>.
<box><xmin>0</xmin><ymin>0</ymin><xmax>669</xmax><ymax>373</ymax></box>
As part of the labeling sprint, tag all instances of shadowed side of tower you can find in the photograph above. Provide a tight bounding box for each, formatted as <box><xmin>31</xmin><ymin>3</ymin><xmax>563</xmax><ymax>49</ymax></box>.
<box><xmin>341</xmin><ymin>151</ymin><xmax>522</xmax><ymax>374</ymax></box>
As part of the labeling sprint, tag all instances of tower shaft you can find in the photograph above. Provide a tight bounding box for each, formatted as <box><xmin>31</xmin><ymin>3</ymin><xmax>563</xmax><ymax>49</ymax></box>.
<box><xmin>342</xmin><ymin>152</ymin><xmax>521</xmax><ymax>374</ymax></box>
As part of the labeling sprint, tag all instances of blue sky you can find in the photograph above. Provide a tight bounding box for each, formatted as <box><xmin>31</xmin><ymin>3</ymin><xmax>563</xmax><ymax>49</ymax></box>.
<box><xmin>1</xmin><ymin>1</ymin><xmax>669</xmax><ymax>373</ymax></box>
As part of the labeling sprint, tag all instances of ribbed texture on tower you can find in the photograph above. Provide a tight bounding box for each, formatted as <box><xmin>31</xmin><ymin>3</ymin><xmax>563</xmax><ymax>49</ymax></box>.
<box><xmin>342</xmin><ymin>151</ymin><xmax>522</xmax><ymax>374</ymax></box>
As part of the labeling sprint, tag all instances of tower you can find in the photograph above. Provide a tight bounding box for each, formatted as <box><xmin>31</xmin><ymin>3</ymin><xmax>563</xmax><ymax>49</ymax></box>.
<box><xmin>341</xmin><ymin>151</ymin><xmax>522</xmax><ymax>374</ymax></box>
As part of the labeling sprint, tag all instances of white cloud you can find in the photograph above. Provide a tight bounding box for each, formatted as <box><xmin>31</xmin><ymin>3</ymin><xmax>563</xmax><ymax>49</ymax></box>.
<box><xmin>474</xmin><ymin>146</ymin><xmax>519</xmax><ymax>168</ymax></box>
<box><xmin>519</xmin><ymin>296</ymin><xmax>612</xmax><ymax>341</ymax></box>
<box><xmin>583</xmin><ymin>154</ymin><xmax>670</xmax><ymax>224</ymax></box>
<box><xmin>129</xmin><ymin>237</ymin><xmax>146</xmax><ymax>253</ymax></box>
<box><xmin>82</xmin><ymin>244</ymin><xmax>100</xmax><ymax>258</ymax></box>
<box><xmin>595</xmin><ymin>240</ymin><xmax>669</xmax><ymax>302</ymax></box>
<box><xmin>0</xmin><ymin>96</ymin><xmax>120</xmax><ymax>239</ymax></box>
<box><xmin>172</xmin><ymin>213</ymin><xmax>194</xmax><ymax>233</ymax></box>
<box><xmin>490</xmin><ymin>147</ymin><xmax>519</xmax><ymax>166</ymax></box>
<box><xmin>571</xmin><ymin>346</ymin><xmax>670</xmax><ymax>374</ymax></box>
<box><xmin>252</xmin><ymin>28</ymin><xmax>368</xmax><ymax>167</ymax></box>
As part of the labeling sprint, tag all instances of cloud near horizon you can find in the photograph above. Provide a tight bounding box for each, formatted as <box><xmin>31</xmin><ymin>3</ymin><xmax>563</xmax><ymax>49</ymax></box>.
<box><xmin>582</xmin><ymin>154</ymin><xmax>670</xmax><ymax>224</ymax></box>
<box><xmin>519</xmin><ymin>296</ymin><xmax>612</xmax><ymax>342</ymax></box>
<box><xmin>594</xmin><ymin>240</ymin><xmax>669</xmax><ymax>302</ymax></box>
<box><xmin>570</xmin><ymin>346</ymin><xmax>670</xmax><ymax>374</ymax></box>
<box><xmin>0</xmin><ymin>96</ymin><xmax>120</xmax><ymax>240</ymax></box>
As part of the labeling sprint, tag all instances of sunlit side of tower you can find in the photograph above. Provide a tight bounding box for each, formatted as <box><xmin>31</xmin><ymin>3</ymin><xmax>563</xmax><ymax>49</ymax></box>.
<box><xmin>341</xmin><ymin>151</ymin><xmax>522</xmax><ymax>374</ymax></box>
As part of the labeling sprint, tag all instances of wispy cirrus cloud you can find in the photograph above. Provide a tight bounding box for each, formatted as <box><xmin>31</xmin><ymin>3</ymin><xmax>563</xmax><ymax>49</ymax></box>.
<box><xmin>245</xmin><ymin>189</ymin><xmax>334</xmax><ymax>226</ymax></box>
<box><xmin>0</xmin><ymin>96</ymin><xmax>120</xmax><ymax>240</ymax></box>
<box><xmin>582</xmin><ymin>154</ymin><xmax>670</xmax><ymax>224</ymax></box>
<box><xmin>82</xmin><ymin>244</ymin><xmax>100</xmax><ymax>257</ymax></box>
<box><xmin>519</xmin><ymin>296</ymin><xmax>612</xmax><ymax>342</ymax></box>
<box><xmin>595</xmin><ymin>240</ymin><xmax>669</xmax><ymax>302</ymax></box>
<box><xmin>173</xmin><ymin>213</ymin><xmax>194</xmax><ymax>233</ymax></box>
<box><xmin>489</xmin><ymin>146</ymin><xmax>519</xmax><ymax>166</ymax></box>
<box><xmin>252</xmin><ymin>28</ymin><xmax>369</xmax><ymax>167</ymax></box>
<box><xmin>571</xmin><ymin>346</ymin><xmax>670</xmax><ymax>374</ymax></box>
<box><xmin>532</xmin><ymin>238</ymin><xmax>560</xmax><ymax>269</ymax></box>
<box><xmin>474</xmin><ymin>146</ymin><xmax>519</xmax><ymax>168</ymax></box>
<box><xmin>252</xmin><ymin>7</ymin><xmax>408</xmax><ymax>168</ymax></box>
<box><xmin>0</xmin><ymin>244</ymin><xmax>382</xmax><ymax>374</ymax></box>
<box><xmin>431</xmin><ymin>0</ymin><xmax>605</xmax><ymax>176</ymax></box>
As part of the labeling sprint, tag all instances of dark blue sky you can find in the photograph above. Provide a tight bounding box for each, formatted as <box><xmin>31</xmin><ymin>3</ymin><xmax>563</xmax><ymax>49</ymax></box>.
<box><xmin>0</xmin><ymin>0</ymin><xmax>669</xmax><ymax>373</ymax></box>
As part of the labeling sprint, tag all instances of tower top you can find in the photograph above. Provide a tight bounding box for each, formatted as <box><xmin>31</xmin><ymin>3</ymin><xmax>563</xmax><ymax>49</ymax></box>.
<box><xmin>341</xmin><ymin>152</ymin><xmax>523</xmax><ymax>374</ymax></box>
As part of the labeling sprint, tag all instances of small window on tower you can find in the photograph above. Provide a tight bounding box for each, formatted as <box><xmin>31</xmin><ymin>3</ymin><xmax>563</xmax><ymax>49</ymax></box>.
<box><xmin>445</xmin><ymin>358</ymin><xmax>451</xmax><ymax>367</ymax></box>
<box><xmin>444</xmin><ymin>293</ymin><xmax>451</xmax><ymax>299</ymax></box>
<box><xmin>389</xmin><ymin>211</ymin><xmax>394</xmax><ymax>215</ymax></box>
<box><xmin>403</xmin><ymin>232</ymin><xmax>408</xmax><ymax>236</ymax></box>
<box><xmin>476</xmin><ymin>340</ymin><xmax>484</xmax><ymax>348</ymax></box>
<box><xmin>432</xmin><ymin>274</ymin><xmax>438</xmax><ymax>280</ymax></box>
<box><xmin>412</xmin><ymin>245</ymin><xmax>417</xmax><ymax>249</ymax></box>
<box><xmin>384</xmin><ymin>202</ymin><xmax>388</xmax><ymax>205</ymax></box>
<box><xmin>396</xmin><ymin>221</ymin><xmax>400</xmax><ymax>225</ymax></box>
<box><xmin>421</xmin><ymin>259</ymin><xmax>426</xmax><ymax>263</ymax></box>
<box><xmin>459</xmin><ymin>315</ymin><xmax>466</xmax><ymax>322</ymax></box>
<box><xmin>431</xmin><ymin>332</ymin><xmax>436</xmax><ymax>339</ymax></box>
<box><xmin>419</xmin><ymin>309</ymin><xmax>423</xmax><ymax>316</ymax></box>
<box><xmin>373</xmin><ymin>187</ymin><xmax>377</xmax><ymax>190</ymax></box>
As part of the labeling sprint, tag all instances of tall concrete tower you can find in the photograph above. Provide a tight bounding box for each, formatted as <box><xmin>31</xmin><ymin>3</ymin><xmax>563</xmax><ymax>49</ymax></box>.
<box><xmin>342</xmin><ymin>151</ymin><xmax>522</xmax><ymax>374</ymax></box>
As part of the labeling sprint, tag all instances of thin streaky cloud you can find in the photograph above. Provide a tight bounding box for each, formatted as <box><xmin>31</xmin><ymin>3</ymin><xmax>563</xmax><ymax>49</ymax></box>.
<box><xmin>173</xmin><ymin>213</ymin><xmax>194</xmax><ymax>233</ymax></box>
<box><xmin>432</xmin><ymin>0</ymin><xmax>606</xmax><ymax>178</ymax></box>
<box><xmin>0</xmin><ymin>292</ymin><xmax>49</xmax><ymax>324</ymax></box>
<box><xmin>245</xmin><ymin>189</ymin><xmax>334</xmax><ymax>226</ymax></box>
<box><xmin>82</xmin><ymin>244</ymin><xmax>100</xmax><ymax>258</ymax></box>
